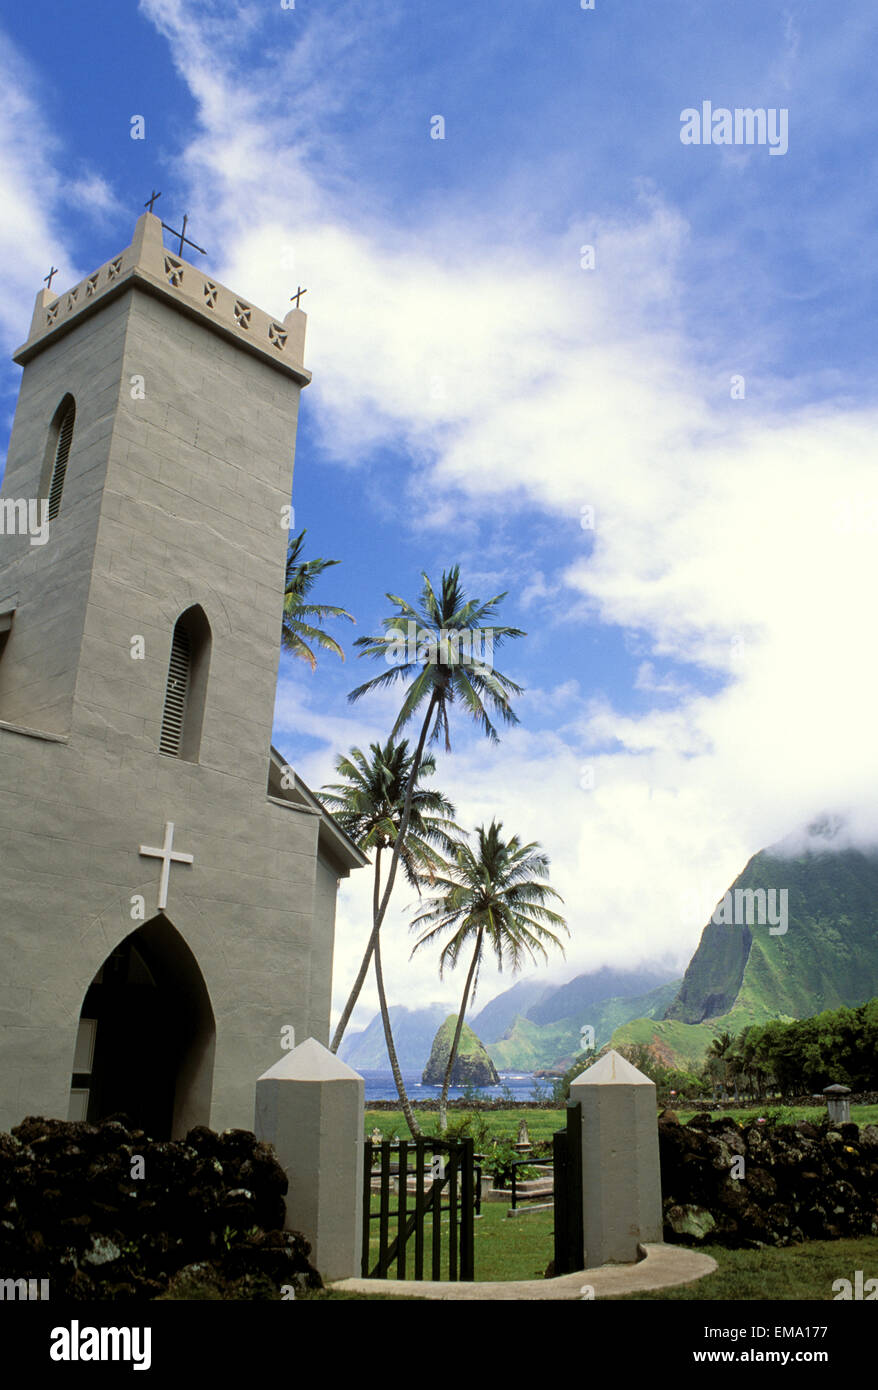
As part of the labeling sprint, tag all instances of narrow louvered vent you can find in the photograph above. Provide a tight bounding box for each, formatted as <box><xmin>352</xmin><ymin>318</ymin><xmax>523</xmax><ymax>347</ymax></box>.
<box><xmin>159</xmin><ymin>623</ymin><xmax>191</xmax><ymax>756</ymax></box>
<box><xmin>47</xmin><ymin>404</ymin><xmax>75</xmax><ymax>521</ymax></box>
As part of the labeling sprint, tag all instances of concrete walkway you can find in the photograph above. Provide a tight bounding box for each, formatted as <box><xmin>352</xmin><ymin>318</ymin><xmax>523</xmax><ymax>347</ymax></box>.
<box><xmin>331</xmin><ymin>1243</ymin><xmax>717</xmax><ymax>1301</ymax></box>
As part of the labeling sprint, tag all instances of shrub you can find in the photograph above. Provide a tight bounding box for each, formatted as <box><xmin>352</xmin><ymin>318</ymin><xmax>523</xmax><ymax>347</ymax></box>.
<box><xmin>433</xmin><ymin>1110</ymin><xmax>492</xmax><ymax>1151</ymax></box>
<box><xmin>487</xmin><ymin>1137</ymin><xmax>552</xmax><ymax>1187</ymax></box>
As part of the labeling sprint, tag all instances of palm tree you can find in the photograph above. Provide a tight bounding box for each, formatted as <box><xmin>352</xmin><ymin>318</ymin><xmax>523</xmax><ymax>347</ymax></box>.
<box><xmin>346</xmin><ymin>567</ymin><xmax>525</xmax><ymax>1098</ymax></box>
<box><xmin>321</xmin><ymin>740</ymin><xmax>459</xmax><ymax>1136</ymax></box>
<box><xmin>281</xmin><ymin>529</ymin><xmax>355</xmax><ymax>668</ymax></box>
<box><xmin>322</xmin><ymin>739</ymin><xmax>460</xmax><ymax>1047</ymax></box>
<box><xmin>410</xmin><ymin>820</ymin><xmax>568</xmax><ymax>1132</ymax></box>
<box><xmin>706</xmin><ymin>1031</ymin><xmax>734</xmax><ymax>1099</ymax></box>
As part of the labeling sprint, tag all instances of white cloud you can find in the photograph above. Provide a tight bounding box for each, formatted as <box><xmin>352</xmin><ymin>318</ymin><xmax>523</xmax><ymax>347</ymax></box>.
<box><xmin>135</xmin><ymin>3</ymin><xmax>878</xmax><ymax>1025</ymax></box>
<box><xmin>0</xmin><ymin>33</ymin><xmax>78</xmax><ymax>354</ymax></box>
<box><xmin>66</xmin><ymin>173</ymin><xmax>124</xmax><ymax>221</ymax></box>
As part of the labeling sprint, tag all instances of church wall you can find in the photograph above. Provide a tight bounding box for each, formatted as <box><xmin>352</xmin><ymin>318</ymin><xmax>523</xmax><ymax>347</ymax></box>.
<box><xmin>0</xmin><ymin>717</ymin><xmax>331</xmax><ymax>1133</ymax></box>
<box><xmin>0</xmin><ymin>297</ymin><xmax>129</xmax><ymax>734</ymax></box>
<box><xmin>308</xmin><ymin>854</ymin><xmax>342</xmax><ymax>1042</ymax></box>
<box><xmin>0</xmin><ymin>219</ymin><xmax>359</xmax><ymax>1138</ymax></box>
<box><xmin>66</xmin><ymin>287</ymin><xmax>299</xmax><ymax>793</ymax></box>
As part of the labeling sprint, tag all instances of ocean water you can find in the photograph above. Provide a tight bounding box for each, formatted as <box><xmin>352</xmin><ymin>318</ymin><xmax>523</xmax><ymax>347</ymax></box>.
<box><xmin>359</xmin><ymin>1070</ymin><xmax>547</xmax><ymax>1105</ymax></box>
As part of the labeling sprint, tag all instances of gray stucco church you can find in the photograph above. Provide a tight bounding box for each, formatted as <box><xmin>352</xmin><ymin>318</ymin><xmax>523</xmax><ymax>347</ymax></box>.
<box><xmin>0</xmin><ymin>210</ymin><xmax>366</xmax><ymax>1139</ymax></box>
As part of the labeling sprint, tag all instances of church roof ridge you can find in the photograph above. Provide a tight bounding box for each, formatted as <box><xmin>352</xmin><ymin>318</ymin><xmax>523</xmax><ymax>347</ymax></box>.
<box><xmin>268</xmin><ymin>746</ymin><xmax>369</xmax><ymax>872</ymax></box>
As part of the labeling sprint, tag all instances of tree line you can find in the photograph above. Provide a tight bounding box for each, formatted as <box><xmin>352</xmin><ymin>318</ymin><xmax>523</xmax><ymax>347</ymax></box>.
<box><xmin>704</xmin><ymin>998</ymin><xmax>878</xmax><ymax>1099</ymax></box>
<box><xmin>553</xmin><ymin>998</ymin><xmax>878</xmax><ymax>1107</ymax></box>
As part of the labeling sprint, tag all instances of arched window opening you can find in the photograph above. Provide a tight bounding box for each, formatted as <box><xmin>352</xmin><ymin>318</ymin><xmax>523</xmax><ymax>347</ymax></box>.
<box><xmin>159</xmin><ymin>623</ymin><xmax>190</xmax><ymax>755</ymax></box>
<box><xmin>41</xmin><ymin>396</ymin><xmax>76</xmax><ymax>523</ymax></box>
<box><xmin>159</xmin><ymin>606</ymin><xmax>211</xmax><ymax>762</ymax></box>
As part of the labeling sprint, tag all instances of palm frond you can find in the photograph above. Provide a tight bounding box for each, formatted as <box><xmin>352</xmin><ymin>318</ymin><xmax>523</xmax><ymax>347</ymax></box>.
<box><xmin>281</xmin><ymin>529</ymin><xmax>355</xmax><ymax>669</ymax></box>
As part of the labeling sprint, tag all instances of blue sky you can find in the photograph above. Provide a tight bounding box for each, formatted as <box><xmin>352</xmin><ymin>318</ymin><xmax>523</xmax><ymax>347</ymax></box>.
<box><xmin>2</xmin><ymin>1</ymin><xmax>878</xmax><ymax>1028</ymax></box>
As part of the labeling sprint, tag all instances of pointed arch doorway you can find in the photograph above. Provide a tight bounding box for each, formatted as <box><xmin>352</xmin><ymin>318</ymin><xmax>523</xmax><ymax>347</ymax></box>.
<box><xmin>68</xmin><ymin>916</ymin><xmax>216</xmax><ymax>1139</ymax></box>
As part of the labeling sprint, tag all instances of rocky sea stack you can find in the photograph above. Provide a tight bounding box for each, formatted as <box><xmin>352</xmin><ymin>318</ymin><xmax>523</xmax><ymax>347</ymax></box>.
<box><xmin>422</xmin><ymin>1016</ymin><xmax>500</xmax><ymax>1087</ymax></box>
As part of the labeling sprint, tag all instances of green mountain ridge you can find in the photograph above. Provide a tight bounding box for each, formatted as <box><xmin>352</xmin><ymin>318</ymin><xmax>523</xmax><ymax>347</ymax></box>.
<box><xmin>469</xmin><ymin>978</ymin><xmax>556</xmax><ymax>1043</ymax></box>
<box><xmin>488</xmin><ymin>1014</ymin><xmax>580</xmax><ymax>1071</ymax></box>
<box><xmin>342</xmin><ymin>838</ymin><xmax>878</xmax><ymax>1076</ymax></box>
<box><xmin>612</xmin><ymin>842</ymin><xmax>878</xmax><ymax>1066</ymax></box>
<box><xmin>487</xmin><ymin>979</ymin><xmax>681</xmax><ymax>1071</ymax></box>
<box><xmin>667</xmin><ymin>846</ymin><xmax>878</xmax><ymax>1022</ymax></box>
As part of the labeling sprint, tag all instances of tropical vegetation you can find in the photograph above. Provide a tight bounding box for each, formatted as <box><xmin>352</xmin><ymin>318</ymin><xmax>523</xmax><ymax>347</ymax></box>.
<box><xmin>321</xmin><ymin>739</ymin><xmax>459</xmax><ymax>1134</ymax></box>
<box><xmin>711</xmin><ymin>998</ymin><xmax>878</xmax><ymax>1099</ymax></box>
<box><xmin>410</xmin><ymin>820</ymin><xmax>568</xmax><ymax>1131</ymax></box>
<box><xmin>342</xmin><ymin>568</ymin><xmax>526</xmax><ymax>1133</ymax></box>
<box><xmin>281</xmin><ymin>529</ymin><xmax>355</xmax><ymax>668</ymax></box>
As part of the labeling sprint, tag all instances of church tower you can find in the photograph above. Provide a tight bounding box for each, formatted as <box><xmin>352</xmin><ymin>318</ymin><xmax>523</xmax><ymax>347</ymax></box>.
<box><xmin>0</xmin><ymin>213</ymin><xmax>365</xmax><ymax>1138</ymax></box>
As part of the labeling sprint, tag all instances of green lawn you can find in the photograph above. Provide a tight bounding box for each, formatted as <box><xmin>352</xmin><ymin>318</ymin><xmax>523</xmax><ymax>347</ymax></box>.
<box><xmin>365</xmin><ymin>1108</ymin><xmax>563</xmax><ymax>1144</ymax></box>
<box><xmin>362</xmin><ymin>1190</ymin><xmax>554</xmax><ymax>1282</ymax></box>
<box><xmin>353</xmin><ymin>1105</ymin><xmax>878</xmax><ymax>1298</ymax></box>
<box><xmin>365</xmin><ymin>1104</ymin><xmax>878</xmax><ymax>1144</ymax></box>
<box><xmin>330</xmin><ymin>1215</ymin><xmax>878</xmax><ymax>1297</ymax></box>
<box><xmin>610</xmin><ymin>1236</ymin><xmax>878</xmax><ymax>1300</ymax></box>
<box><xmin>676</xmin><ymin>1104</ymin><xmax>878</xmax><ymax>1127</ymax></box>
<box><xmin>474</xmin><ymin>1203</ymin><xmax>555</xmax><ymax>1281</ymax></box>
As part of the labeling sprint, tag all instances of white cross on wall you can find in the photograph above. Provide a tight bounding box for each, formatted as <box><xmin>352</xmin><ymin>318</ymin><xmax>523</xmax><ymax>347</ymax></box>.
<box><xmin>138</xmin><ymin>821</ymin><xmax>194</xmax><ymax>912</ymax></box>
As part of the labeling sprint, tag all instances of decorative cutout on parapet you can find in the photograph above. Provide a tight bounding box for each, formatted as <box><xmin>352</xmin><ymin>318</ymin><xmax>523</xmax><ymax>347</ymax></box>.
<box><xmin>164</xmin><ymin>255</ymin><xmax>184</xmax><ymax>288</ymax></box>
<box><xmin>24</xmin><ymin>222</ymin><xmax>307</xmax><ymax>378</ymax></box>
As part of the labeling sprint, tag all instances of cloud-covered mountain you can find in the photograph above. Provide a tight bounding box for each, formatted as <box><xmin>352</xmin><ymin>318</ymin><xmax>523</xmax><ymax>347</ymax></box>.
<box><xmin>664</xmin><ymin>843</ymin><xmax>878</xmax><ymax>1027</ymax></box>
<box><xmin>338</xmin><ymin>1003</ymin><xmax>454</xmax><ymax>1071</ymax></box>
<box><xmin>612</xmin><ymin>832</ymin><xmax>878</xmax><ymax>1066</ymax></box>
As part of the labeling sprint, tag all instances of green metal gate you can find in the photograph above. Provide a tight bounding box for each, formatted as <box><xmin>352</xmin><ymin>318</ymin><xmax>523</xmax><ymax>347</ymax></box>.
<box><xmin>362</xmin><ymin>1137</ymin><xmax>475</xmax><ymax>1280</ymax></box>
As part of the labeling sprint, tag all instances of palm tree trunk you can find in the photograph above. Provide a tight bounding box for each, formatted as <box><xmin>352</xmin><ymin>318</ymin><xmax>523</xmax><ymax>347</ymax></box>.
<box><xmin>371</xmin><ymin>849</ymin><xmax>420</xmax><ymax>1136</ymax></box>
<box><xmin>330</xmin><ymin>688</ymin><xmax>439</xmax><ymax>1054</ymax></box>
<box><xmin>329</xmin><ymin>846</ymin><xmax>421</xmax><ymax>1135</ymax></box>
<box><xmin>439</xmin><ymin>926</ymin><xmax>483</xmax><ymax>1134</ymax></box>
<box><xmin>373</xmin><ymin>925</ymin><xmax>421</xmax><ymax>1138</ymax></box>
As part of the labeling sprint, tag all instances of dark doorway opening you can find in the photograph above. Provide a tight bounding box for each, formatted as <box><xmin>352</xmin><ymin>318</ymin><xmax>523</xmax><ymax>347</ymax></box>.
<box><xmin>69</xmin><ymin>917</ymin><xmax>215</xmax><ymax>1139</ymax></box>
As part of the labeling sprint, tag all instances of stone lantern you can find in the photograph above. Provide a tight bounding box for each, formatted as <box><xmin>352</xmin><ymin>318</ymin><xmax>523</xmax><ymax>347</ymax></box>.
<box><xmin>823</xmin><ymin>1083</ymin><xmax>851</xmax><ymax>1124</ymax></box>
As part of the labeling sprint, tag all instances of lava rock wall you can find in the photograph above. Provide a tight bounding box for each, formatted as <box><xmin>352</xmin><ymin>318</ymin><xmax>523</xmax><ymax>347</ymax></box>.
<box><xmin>659</xmin><ymin>1112</ymin><xmax>878</xmax><ymax>1247</ymax></box>
<box><xmin>0</xmin><ymin>1115</ymin><xmax>321</xmax><ymax>1299</ymax></box>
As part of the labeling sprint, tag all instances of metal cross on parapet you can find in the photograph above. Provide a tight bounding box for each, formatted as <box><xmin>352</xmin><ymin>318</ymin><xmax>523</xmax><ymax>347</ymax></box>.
<box><xmin>43</xmin><ymin>266</ymin><xmax>59</xmax><ymax>289</ymax></box>
<box><xmin>144</xmin><ymin>190</ymin><xmax>162</xmax><ymax>214</ymax></box>
<box><xmin>160</xmin><ymin>211</ymin><xmax>207</xmax><ymax>258</ymax></box>
<box><xmin>290</xmin><ymin>287</ymin><xmax>308</xmax><ymax>309</ymax></box>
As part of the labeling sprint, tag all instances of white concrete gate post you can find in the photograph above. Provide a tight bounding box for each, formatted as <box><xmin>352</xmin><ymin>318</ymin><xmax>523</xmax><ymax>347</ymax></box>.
<box><xmin>569</xmin><ymin>1049</ymin><xmax>663</xmax><ymax>1266</ymax></box>
<box><xmin>255</xmin><ymin>1037</ymin><xmax>364</xmax><ymax>1281</ymax></box>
